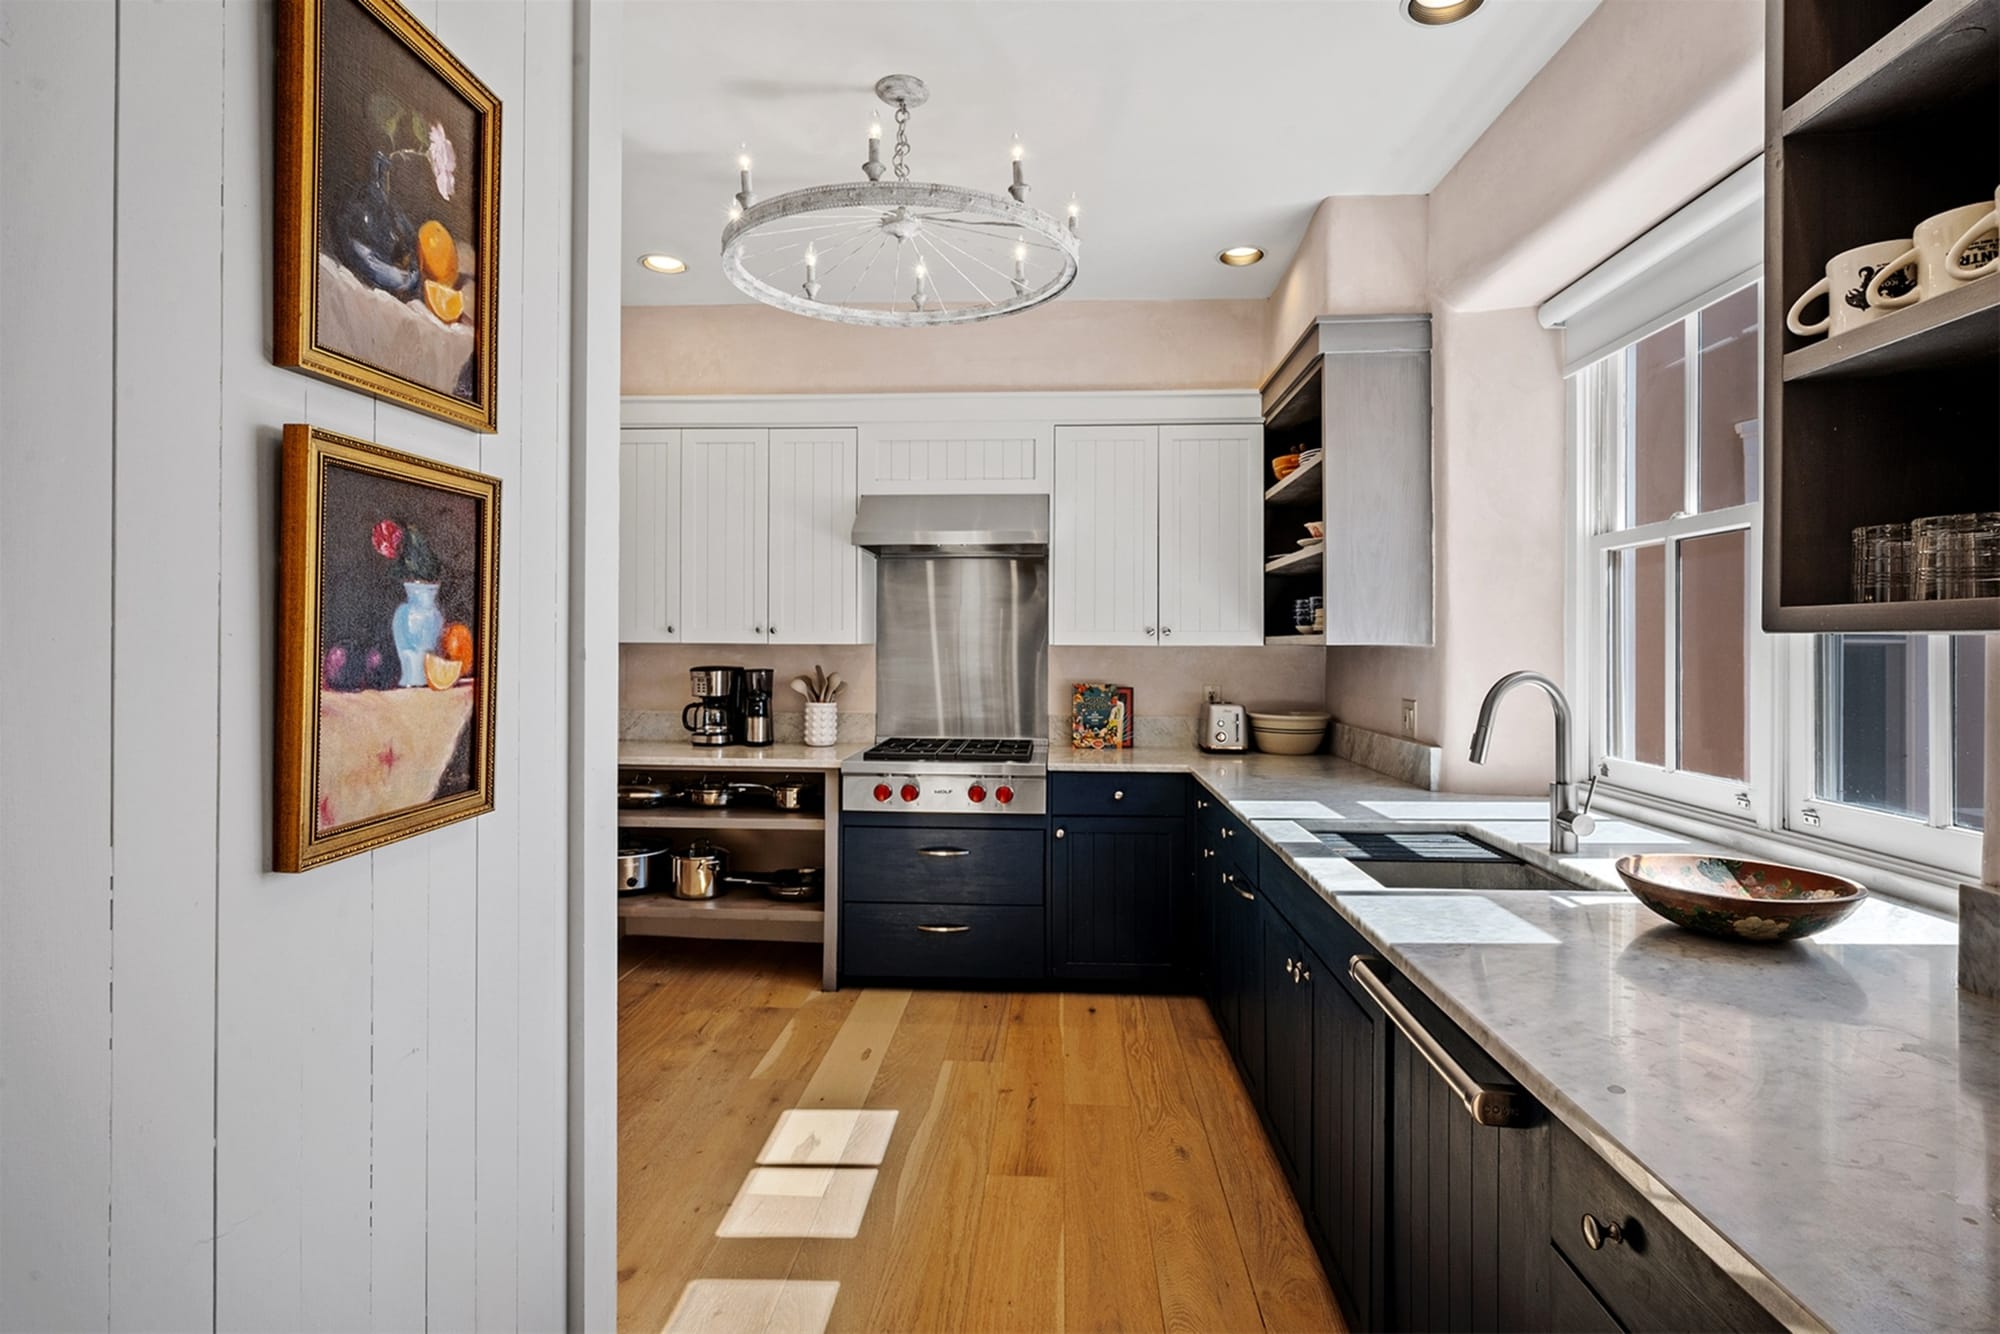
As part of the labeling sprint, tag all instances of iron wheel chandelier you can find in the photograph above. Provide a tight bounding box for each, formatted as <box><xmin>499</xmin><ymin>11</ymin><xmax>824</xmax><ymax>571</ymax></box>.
<box><xmin>719</xmin><ymin>74</ymin><xmax>1081</xmax><ymax>327</ymax></box>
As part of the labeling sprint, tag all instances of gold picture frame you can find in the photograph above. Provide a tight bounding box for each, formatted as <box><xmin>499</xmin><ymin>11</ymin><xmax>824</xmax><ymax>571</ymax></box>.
<box><xmin>277</xmin><ymin>424</ymin><xmax>500</xmax><ymax>872</ymax></box>
<box><xmin>276</xmin><ymin>0</ymin><xmax>502</xmax><ymax>431</ymax></box>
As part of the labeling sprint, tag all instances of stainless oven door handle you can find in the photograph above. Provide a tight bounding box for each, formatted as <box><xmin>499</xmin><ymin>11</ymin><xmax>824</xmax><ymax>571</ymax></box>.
<box><xmin>916</xmin><ymin>923</ymin><xmax>971</xmax><ymax>934</ymax></box>
<box><xmin>917</xmin><ymin>847</ymin><xmax>971</xmax><ymax>858</ymax></box>
<box><xmin>1349</xmin><ymin>954</ymin><xmax>1530</xmax><ymax>1128</ymax></box>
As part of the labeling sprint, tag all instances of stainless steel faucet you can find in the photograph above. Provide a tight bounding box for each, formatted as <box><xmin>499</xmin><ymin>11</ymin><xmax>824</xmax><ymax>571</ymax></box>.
<box><xmin>1468</xmin><ymin>671</ymin><xmax>1596</xmax><ymax>854</ymax></box>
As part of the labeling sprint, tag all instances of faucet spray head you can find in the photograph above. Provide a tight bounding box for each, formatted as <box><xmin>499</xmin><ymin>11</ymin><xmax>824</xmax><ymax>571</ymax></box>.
<box><xmin>1468</xmin><ymin>723</ymin><xmax>1492</xmax><ymax>765</ymax></box>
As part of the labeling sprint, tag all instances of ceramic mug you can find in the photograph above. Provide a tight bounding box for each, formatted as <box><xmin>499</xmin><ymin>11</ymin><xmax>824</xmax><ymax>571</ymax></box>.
<box><xmin>1867</xmin><ymin>201</ymin><xmax>1998</xmax><ymax>307</ymax></box>
<box><xmin>1786</xmin><ymin>239</ymin><xmax>1914</xmax><ymax>337</ymax></box>
<box><xmin>1944</xmin><ymin>186</ymin><xmax>1999</xmax><ymax>281</ymax></box>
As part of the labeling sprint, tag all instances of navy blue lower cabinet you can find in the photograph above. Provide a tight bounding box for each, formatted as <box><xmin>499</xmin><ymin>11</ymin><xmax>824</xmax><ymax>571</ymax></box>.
<box><xmin>1261</xmin><ymin>907</ymin><xmax>1314</xmax><ymax>1196</ymax></box>
<box><xmin>840</xmin><ymin>811</ymin><xmax>1049</xmax><ymax>985</ymax></box>
<box><xmin>1048</xmin><ymin>815</ymin><xmax>1186</xmax><ymax>982</ymax></box>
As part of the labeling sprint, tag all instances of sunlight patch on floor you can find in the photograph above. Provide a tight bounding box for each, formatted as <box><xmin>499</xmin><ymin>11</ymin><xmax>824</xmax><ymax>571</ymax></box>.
<box><xmin>663</xmin><ymin>1278</ymin><xmax>840</xmax><ymax>1334</ymax></box>
<box><xmin>756</xmin><ymin>1108</ymin><xmax>899</xmax><ymax>1167</ymax></box>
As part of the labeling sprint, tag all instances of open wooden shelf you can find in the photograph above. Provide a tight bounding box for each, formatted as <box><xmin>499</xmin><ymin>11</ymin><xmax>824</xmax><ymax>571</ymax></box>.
<box><xmin>617</xmin><ymin>891</ymin><xmax>824</xmax><ymax>944</ymax></box>
<box><xmin>1265</xmin><ymin>632</ymin><xmax>1325</xmax><ymax>646</ymax></box>
<box><xmin>1264</xmin><ymin>452</ymin><xmax>1322</xmax><ymax>504</ymax></box>
<box><xmin>1781</xmin><ymin>0</ymin><xmax>1999</xmax><ymax>134</ymax></box>
<box><xmin>1764</xmin><ymin>0</ymin><xmax>1999</xmax><ymax>633</ymax></box>
<box><xmin>1783</xmin><ymin>273</ymin><xmax>1999</xmax><ymax>380</ymax></box>
<box><xmin>1264</xmin><ymin>544</ymin><xmax>1324</xmax><ymax>576</ymax></box>
<box><xmin>618</xmin><ymin>808</ymin><xmax>826</xmax><ymax>832</ymax></box>
<box><xmin>1767</xmin><ymin>596</ymin><xmax>2000</xmax><ymax>633</ymax></box>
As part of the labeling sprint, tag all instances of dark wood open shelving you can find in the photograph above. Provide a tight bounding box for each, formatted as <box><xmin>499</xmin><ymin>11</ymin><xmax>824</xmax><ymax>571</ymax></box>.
<box><xmin>1764</xmin><ymin>0</ymin><xmax>1999</xmax><ymax>633</ymax></box>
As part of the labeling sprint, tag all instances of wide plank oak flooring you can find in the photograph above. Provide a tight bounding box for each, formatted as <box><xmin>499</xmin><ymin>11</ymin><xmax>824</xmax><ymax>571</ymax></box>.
<box><xmin>618</xmin><ymin>938</ymin><xmax>1344</xmax><ymax>1333</ymax></box>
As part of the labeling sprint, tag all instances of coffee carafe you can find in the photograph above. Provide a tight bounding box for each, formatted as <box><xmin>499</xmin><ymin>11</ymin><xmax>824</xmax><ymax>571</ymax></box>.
<box><xmin>740</xmin><ymin>668</ymin><xmax>774</xmax><ymax>747</ymax></box>
<box><xmin>683</xmin><ymin>665</ymin><xmax>738</xmax><ymax>748</ymax></box>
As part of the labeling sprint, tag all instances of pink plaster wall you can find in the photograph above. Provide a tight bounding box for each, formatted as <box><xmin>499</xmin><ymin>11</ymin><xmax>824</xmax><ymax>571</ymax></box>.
<box><xmin>622</xmin><ymin>298</ymin><xmax>1267</xmax><ymax>395</ymax></box>
<box><xmin>1325</xmin><ymin>306</ymin><xmax>1568</xmax><ymax>793</ymax></box>
<box><xmin>1262</xmin><ymin>196</ymin><xmax>1430</xmax><ymax>371</ymax></box>
<box><xmin>1427</xmin><ymin>0</ymin><xmax>1764</xmax><ymax>310</ymax></box>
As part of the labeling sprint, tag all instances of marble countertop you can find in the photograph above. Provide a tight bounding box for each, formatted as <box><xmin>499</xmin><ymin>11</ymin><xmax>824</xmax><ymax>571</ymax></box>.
<box><xmin>618</xmin><ymin>740</ymin><xmax>855</xmax><ymax>771</ymax></box>
<box><xmin>1072</xmin><ymin>745</ymin><xmax>1991</xmax><ymax>1334</ymax></box>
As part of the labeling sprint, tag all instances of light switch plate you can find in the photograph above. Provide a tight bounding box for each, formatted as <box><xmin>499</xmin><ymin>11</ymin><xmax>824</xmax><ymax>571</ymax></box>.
<box><xmin>1401</xmin><ymin>698</ymin><xmax>1418</xmax><ymax>737</ymax></box>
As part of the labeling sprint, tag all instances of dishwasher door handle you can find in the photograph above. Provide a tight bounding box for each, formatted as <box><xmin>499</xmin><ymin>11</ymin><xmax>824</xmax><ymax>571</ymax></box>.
<box><xmin>1349</xmin><ymin>954</ymin><xmax>1531</xmax><ymax>1129</ymax></box>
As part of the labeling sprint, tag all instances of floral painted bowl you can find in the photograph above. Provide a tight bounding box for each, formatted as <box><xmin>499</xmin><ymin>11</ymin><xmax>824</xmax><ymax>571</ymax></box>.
<box><xmin>1613</xmin><ymin>855</ymin><xmax>1867</xmax><ymax>943</ymax></box>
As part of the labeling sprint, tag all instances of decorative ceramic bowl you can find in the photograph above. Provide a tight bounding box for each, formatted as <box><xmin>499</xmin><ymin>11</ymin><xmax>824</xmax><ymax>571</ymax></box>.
<box><xmin>1272</xmin><ymin>453</ymin><xmax>1302</xmax><ymax>481</ymax></box>
<box><xmin>1613</xmin><ymin>855</ymin><xmax>1867</xmax><ymax>943</ymax></box>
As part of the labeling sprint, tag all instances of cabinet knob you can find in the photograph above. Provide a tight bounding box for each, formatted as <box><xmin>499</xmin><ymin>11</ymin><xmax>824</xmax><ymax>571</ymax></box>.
<box><xmin>769</xmin><ymin>626</ymin><xmax>777</xmax><ymax>636</ymax></box>
<box><xmin>1196</xmin><ymin>798</ymin><xmax>1209</xmax><ymax>810</ymax></box>
<box><xmin>666</xmin><ymin>624</ymin><xmax>675</xmax><ymax>634</ymax></box>
<box><xmin>1054</xmin><ymin>828</ymin><xmax>1066</xmax><ymax>840</ymax></box>
<box><xmin>1580</xmin><ymin>1214</ymin><xmax>1625</xmax><ymax>1251</ymax></box>
<box><xmin>1161</xmin><ymin>626</ymin><xmax>1172</xmax><ymax>638</ymax></box>
<box><xmin>1113</xmin><ymin>789</ymin><xmax>1125</xmax><ymax>801</ymax></box>
<box><xmin>1144</xmin><ymin>626</ymin><xmax>1156</xmax><ymax>637</ymax></box>
<box><xmin>753</xmin><ymin>625</ymin><xmax>763</xmax><ymax>635</ymax></box>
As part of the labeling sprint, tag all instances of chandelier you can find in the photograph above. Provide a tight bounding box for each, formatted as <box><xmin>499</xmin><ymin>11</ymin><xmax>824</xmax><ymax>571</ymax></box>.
<box><xmin>719</xmin><ymin>74</ymin><xmax>1081</xmax><ymax>327</ymax></box>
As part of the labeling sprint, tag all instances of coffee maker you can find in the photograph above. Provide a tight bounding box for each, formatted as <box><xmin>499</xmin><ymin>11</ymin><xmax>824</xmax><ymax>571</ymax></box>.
<box><xmin>740</xmin><ymin>668</ymin><xmax>774</xmax><ymax>747</ymax></box>
<box><xmin>683</xmin><ymin>665</ymin><xmax>737</xmax><ymax>747</ymax></box>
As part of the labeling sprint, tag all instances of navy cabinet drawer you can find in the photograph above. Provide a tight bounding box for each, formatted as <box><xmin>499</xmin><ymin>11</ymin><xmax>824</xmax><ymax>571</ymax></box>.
<box><xmin>843</xmin><ymin>826</ymin><xmax>1045</xmax><ymax>905</ymax></box>
<box><xmin>1052</xmin><ymin>771</ymin><xmax>1185</xmax><ymax>817</ymax></box>
<box><xmin>842</xmin><ymin>903</ymin><xmax>1045</xmax><ymax>980</ymax></box>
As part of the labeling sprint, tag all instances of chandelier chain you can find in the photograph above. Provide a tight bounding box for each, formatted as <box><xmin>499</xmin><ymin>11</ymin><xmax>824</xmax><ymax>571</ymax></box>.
<box><xmin>892</xmin><ymin>102</ymin><xmax>912</xmax><ymax>181</ymax></box>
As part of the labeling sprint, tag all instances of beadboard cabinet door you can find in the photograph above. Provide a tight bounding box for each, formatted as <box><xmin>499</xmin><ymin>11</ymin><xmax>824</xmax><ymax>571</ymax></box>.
<box><xmin>677</xmin><ymin>428</ymin><xmax>770</xmax><ymax>643</ymax></box>
<box><xmin>767</xmin><ymin>427</ymin><xmax>865</xmax><ymax>644</ymax></box>
<box><xmin>1051</xmin><ymin>425</ymin><xmax>1160</xmax><ymax>645</ymax></box>
<box><xmin>1157</xmin><ymin>423</ymin><xmax>1263</xmax><ymax>645</ymax></box>
<box><xmin>618</xmin><ymin>429</ymin><xmax>681</xmax><ymax>642</ymax></box>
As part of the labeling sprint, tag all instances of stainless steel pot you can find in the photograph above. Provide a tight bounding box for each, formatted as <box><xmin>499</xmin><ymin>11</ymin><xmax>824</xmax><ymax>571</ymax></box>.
<box><xmin>723</xmin><ymin>866</ymin><xmax>824</xmax><ymax>901</ymax></box>
<box><xmin>670</xmin><ymin>840</ymin><xmax>731</xmax><ymax>899</ymax></box>
<box><xmin>617</xmin><ymin>844</ymin><xmax>671</xmax><ymax>894</ymax></box>
<box><xmin>684</xmin><ymin>781</ymin><xmax>737</xmax><ymax>808</ymax></box>
<box><xmin>619</xmin><ymin>783</ymin><xmax>672</xmax><ymax>809</ymax></box>
<box><xmin>760</xmin><ymin>777</ymin><xmax>820</xmax><ymax>812</ymax></box>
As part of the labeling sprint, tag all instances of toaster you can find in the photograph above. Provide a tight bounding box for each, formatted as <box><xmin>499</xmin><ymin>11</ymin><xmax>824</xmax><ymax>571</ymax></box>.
<box><xmin>1200</xmin><ymin>702</ymin><xmax>1248</xmax><ymax>752</ymax></box>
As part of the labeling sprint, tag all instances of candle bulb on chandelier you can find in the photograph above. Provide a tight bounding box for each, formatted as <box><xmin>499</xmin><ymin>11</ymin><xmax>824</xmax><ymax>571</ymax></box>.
<box><xmin>736</xmin><ymin>149</ymin><xmax>755</xmax><ymax>209</ymax></box>
<box><xmin>1066</xmin><ymin>195</ymin><xmax>1080</xmax><ymax>237</ymax></box>
<box><xmin>803</xmin><ymin>247</ymin><xmax>820</xmax><ymax>300</ymax></box>
<box><xmin>1008</xmin><ymin>136</ymin><xmax>1028</xmax><ymax>203</ymax></box>
<box><xmin>1012</xmin><ymin>242</ymin><xmax>1028</xmax><ymax>294</ymax></box>
<box><xmin>863</xmin><ymin>117</ymin><xmax>885</xmax><ymax>180</ymax></box>
<box><xmin>912</xmin><ymin>261</ymin><xmax>928</xmax><ymax>310</ymax></box>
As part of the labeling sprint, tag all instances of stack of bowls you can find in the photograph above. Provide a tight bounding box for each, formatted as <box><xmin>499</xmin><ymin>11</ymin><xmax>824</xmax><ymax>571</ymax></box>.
<box><xmin>1247</xmin><ymin>710</ymin><xmax>1332</xmax><ymax>755</ymax></box>
<box><xmin>1914</xmin><ymin>512</ymin><xmax>2000</xmax><ymax>600</ymax></box>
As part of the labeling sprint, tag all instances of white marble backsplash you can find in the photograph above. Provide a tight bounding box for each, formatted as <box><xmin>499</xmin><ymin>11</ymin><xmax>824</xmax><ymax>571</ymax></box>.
<box><xmin>1962</xmin><ymin>882</ymin><xmax>1999</xmax><ymax>998</ymax></box>
<box><xmin>1333</xmin><ymin>720</ymin><xmax>1441</xmax><ymax>790</ymax></box>
<box><xmin>1046</xmin><ymin>712</ymin><xmax>1194</xmax><ymax>748</ymax></box>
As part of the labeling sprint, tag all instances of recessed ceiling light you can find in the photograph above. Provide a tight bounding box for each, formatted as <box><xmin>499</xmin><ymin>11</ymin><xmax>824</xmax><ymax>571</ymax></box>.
<box><xmin>1218</xmin><ymin>246</ymin><xmax>1265</xmax><ymax>267</ymax></box>
<box><xmin>638</xmin><ymin>253</ymin><xmax>687</xmax><ymax>275</ymax></box>
<box><xmin>1404</xmin><ymin>0</ymin><xmax>1484</xmax><ymax>26</ymax></box>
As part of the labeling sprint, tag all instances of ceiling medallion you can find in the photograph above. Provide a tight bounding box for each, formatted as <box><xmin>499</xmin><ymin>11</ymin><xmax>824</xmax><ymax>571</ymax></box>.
<box><xmin>719</xmin><ymin>74</ymin><xmax>1081</xmax><ymax>327</ymax></box>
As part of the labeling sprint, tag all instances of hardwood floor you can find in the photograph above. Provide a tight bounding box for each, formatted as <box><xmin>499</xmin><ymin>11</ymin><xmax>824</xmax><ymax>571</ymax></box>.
<box><xmin>618</xmin><ymin>938</ymin><xmax>1344</xmax><ymax>1334</ymax></box>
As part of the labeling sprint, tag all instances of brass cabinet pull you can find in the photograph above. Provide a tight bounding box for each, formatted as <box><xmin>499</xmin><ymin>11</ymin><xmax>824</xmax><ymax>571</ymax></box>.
<box><xmin>917</xmin><ymin>847</ymin><xmax>970</xmax><ymax>858</ymax></box>
<box><xmin>1222</xmin><ymin>872</ymin><xmax>1255</xmax><ymax>902</ymax></box>
<box><xmin>1349</xmin><ymin>954</ymin><xmax>1530</xmax><ymax>1129</ymax></box>
<box><xmin>916</xmin><ymin>924</ymin><xmax>971</xmax><ymax>934</ymax></box>
<box><xmin>1581</xmin><ymin>1213</ymin><xmax>1625</xmax><ymax>1251</ymax></box>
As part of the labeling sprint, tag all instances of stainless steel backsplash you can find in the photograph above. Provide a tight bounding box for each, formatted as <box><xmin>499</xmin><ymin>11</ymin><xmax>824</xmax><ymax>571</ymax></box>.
<box><xmin>874</xmin><ymin>557</ymin><xmax>1047</xmax><ymax>739</ymax></box>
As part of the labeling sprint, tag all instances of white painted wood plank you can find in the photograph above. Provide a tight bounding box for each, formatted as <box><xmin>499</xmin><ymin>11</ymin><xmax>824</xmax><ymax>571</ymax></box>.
<box><xmin>1158</xmin><ymin>423</ymin><xmax>1264</xmax><ymax>646</ymax></box>
<box><xmin>679</xmin><ymin>429</ymin><xmax>769</xmax><ymax>643</ymax></box>
<box><xmin>769</xmin><ymin>428</ymin><xmax>860</xmax><ymax>645</ymax></box>
<box><xmin>106</xmin><ymin>3</ymin><xmax>224</xmax><ymax>1327</ymax></box>
<box><xmin>0</xmin><ymin>4</ymin><xmax>117</xmax><ymax>1328</ymax></box>
<box><xmin>1051</xmin><ymin>425</ymin><xmax>1158</xmax><ymax>645</ymax></box>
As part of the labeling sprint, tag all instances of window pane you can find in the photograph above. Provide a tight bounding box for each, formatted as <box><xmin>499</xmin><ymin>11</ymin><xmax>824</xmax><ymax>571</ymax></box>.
<box><xmin>1816</xmin><ymin>635</ymin><xmax>1930</xmax><ymax>818</ymax></box>
<box><xmin>1696</xmin><ymin>286</ymin><xmax>1760</xmax><ymax>511</ymax></box>
<box><xmin>1679</xmin><ymin>530</ymin><xmax>1750</xmax><ymax>779</ymax></box>
<box><xmin>1955</xmin><ymin>636</ymin><xmax>1987</xmax><ymax>832</ymax></box>
<box><xmin>1610</xmin><ymin>545</ymin><xmax>1666</xmax><ymax>766</ymax></box>
<box><xmin>1627</xmin><ymin>324</ymin><xmax>1686</xmax><ymax>526</ymax></box>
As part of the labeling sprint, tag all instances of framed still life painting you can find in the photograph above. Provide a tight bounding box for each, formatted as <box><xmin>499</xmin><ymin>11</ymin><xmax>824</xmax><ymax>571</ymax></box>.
<box><xmin>276</xmin><ymin>0</ymin><xmax>502</xmax><ymax>431</ymax></box>
<box><xmin>277</xmin><ymin>425</ymin><xmax>500</xmax><ymax>872</ymax></box>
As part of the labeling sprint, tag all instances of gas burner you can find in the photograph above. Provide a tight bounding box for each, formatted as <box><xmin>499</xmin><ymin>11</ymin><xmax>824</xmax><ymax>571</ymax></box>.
<box><xmin>863</xmin><ymin>736</ymin><xmax>1036</xmax><ymax>763</ymax></box>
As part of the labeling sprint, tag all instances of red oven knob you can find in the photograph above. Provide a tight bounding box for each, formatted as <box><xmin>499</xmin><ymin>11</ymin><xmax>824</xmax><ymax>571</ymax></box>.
<box><xmin>995</xmin><ymin>785</ymin><xmax>1014</xmax><ymax>805</ymax></box>
<box><xmin>872</xmin><ymin>783</ymin><xmax>892</xmax><ymax>803</ymax></box>
<box><xmin>967</xmin><ymin>784</ymin><xmax>987</xmax><ymax>804</ymax></box>
<box><xmin>900</xmin><ymin>782</ymin><xmax>921</xmax><ymax>803</ymax></box>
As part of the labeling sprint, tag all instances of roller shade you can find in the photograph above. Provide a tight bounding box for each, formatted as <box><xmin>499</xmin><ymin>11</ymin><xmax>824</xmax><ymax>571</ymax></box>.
<box><xmin>1540</xmin><ymin>157</ymin><xmax>1764</xmax><ymax>374</ymax></box>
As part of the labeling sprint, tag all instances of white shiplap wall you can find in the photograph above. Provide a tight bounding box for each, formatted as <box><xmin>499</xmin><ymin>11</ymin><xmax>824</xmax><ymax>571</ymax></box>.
<box><xmin>0</xmin><ymin>0</ymin><xmax>573</xmax><ymax>1328</ymax></box>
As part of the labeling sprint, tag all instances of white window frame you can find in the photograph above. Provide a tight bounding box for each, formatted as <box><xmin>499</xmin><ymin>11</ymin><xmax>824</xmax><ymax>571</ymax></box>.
<box><xmin>1568</xmin><ymin>276</ymin><xmax>1983</xmax><ymax>893</ymax></box>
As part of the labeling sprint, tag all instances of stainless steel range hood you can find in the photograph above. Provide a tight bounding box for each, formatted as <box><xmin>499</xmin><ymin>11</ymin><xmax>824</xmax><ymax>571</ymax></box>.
<box><xmin>851</xmin><ymin>493</ymin><xmax>1049</xmax><ymax>556</ymax></box>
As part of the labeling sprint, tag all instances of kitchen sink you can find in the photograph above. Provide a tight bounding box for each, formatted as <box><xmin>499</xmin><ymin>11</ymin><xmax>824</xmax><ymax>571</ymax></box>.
<box><xmin>1347</xmin><ymin>859</ymin><xmax>1582</xmax><ymax>892</ymax></box>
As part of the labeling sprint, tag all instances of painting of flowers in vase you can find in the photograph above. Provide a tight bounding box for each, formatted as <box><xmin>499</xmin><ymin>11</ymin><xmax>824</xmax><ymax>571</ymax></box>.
<box><xmin>277</xmin><ymin>0</ymin><xmax>501</xmax><ymax>431</ymax></box>
<box><xmin>277</xmin><ymin>425</ymin><xmax>499</xmax><ymax>872</ymax></box>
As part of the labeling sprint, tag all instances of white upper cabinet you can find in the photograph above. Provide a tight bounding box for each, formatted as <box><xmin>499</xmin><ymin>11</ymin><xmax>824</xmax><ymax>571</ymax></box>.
<box><xmin>1051</xmin><ymin>425</ymin><xmax>1162</xmax><ymax>646</ymax></box>
<box><xmin>1156</xmin><ymin>423</ymin><xmax>1264</xmax><ymax>645</ymax></box>
<box><xmin>618</xmin><ymin>429</ymin><xmax>681</xmax><ymax>642</ymax></box>
<box><xmin>677</xmin><ymin>429</ymin><xmax>770</xmax><ymax>644</ymax></box>
<box><xmin>767</xmin><ymin>428</ymin><xmax>865</xmax><ymax>644</ymax></box>
<box><xmin>1052</xmin><ymin>422</ymin><xmax>1263</xmax><ymax>647</ymax></box>
<box><xmin>859</xmin><ymin>420</ymin><xmax>1055</xmax><ymax>494</ymax></box>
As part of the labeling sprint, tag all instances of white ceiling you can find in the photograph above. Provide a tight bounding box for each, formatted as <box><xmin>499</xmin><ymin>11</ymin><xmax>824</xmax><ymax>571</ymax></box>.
<box><xmin>621</xmin><ymin>1</ymin><xmax>1600</xmax><ymax>308</ymax></box>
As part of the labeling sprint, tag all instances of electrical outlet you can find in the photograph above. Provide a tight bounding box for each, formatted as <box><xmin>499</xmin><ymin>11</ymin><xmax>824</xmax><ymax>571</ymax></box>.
<box><xmin>1203</xmin><ymin>684</ymin><xmax>1221</xmax><ymax>704</ymax></box>
<box><xmin>1401</xmin><ymin>698</ymin><xmax>1418</xmax><ymax>738</ymax></box>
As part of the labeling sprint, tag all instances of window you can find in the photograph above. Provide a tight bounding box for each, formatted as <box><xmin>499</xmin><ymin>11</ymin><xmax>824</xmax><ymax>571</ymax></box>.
<box><xmin>1575</xmin><ymin>282</ymin><xmax>1984</xmax><ymax>883</ymax></box>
